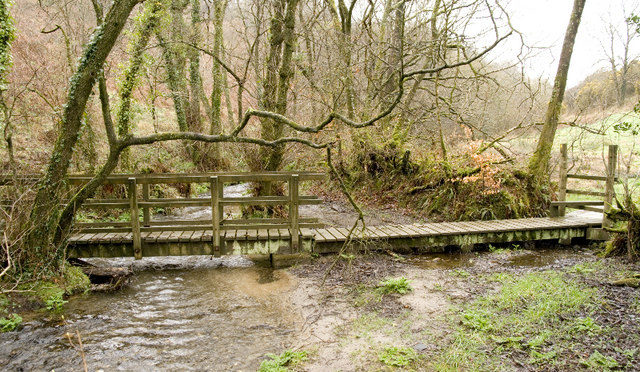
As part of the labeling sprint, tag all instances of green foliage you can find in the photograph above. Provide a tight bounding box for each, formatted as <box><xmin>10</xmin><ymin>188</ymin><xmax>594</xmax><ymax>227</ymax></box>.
<box><xmin>258</xmin><ymin>350</ymin><xmax>307</xmax><ymax>372</ymax></box>
<box><xmin>344</xmin><ymin>144</ymin><xmax>550</xmax><ymax>222</ymax></box>
<box><xmin>44</xmin><ymin>292</ymin><xmax>68</xmax><ymax>312</ymax></box>
<box><xmin>376</xmin><ymin>277</ymin><xmax>413</xmax><ymax>295</ymax></box>
<box><xmin>572</xmin><ymin>317</ymin><xmax>602</xmax><ymax>335</ymax></box>
<box><xmin>63</xmin><ymin>266</ymin><xmax>91</xmax><ymax>295</ymax></box>
<box><xmin>378</xmin><ymin>346</ymin><xmax>418</xmax><ymax>367</ymax></box>
<box><xmin>0</xmin><ymin>0</ymin><xmax>16</xmax><ymax>89</ymax></box>
<box><xmin>29</xmin><ymin>282</ymin><xmax>68</xmax><ymax>312</ymax></box>
<box><xmin>433</xmin><ymin>271</ymin><xmax>598</xmax><ymax>370</ymax></box>
<box><xmin>0</xmin><ymin>313</ymin><xmax>21</xmax><ymax>332</ymax></box>
<box><xmin>450</xmin><ymin>269</ymin><xmax>470</xmax><ymax>278</ymax></box>
<box><xmin>581</xmin><ymin>350</ymin><xmax>620</xmax><ymax>371</ymax></box>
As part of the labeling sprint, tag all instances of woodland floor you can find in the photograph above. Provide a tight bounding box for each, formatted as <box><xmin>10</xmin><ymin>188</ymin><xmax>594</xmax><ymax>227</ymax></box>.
<box><xmin>283</xmin><ymin>247</ymin><xmax>640</xmax><ymax>371</ymax></box>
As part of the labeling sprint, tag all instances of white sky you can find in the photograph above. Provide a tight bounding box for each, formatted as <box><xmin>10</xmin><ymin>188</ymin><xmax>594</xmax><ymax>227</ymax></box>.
<box><xmin>504</xmin><ymin>0</ymin><xmax>640</xmax><ymax>88</ymax></box>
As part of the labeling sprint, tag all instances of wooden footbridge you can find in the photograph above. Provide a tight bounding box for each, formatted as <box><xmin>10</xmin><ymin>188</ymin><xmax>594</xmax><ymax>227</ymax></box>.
<box><xmin>0</xmin><ymin>145</ymin><xmax>620</xmax><ymax>259</ymax></box>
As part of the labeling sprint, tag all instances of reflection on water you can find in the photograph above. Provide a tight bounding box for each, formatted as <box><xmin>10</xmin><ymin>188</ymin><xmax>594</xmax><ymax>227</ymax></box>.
<box><xmin>407</xmin><ymin>249</ymin><xmax>593</xmax><ymax>270</ymax></box>
<box><xmin>0</xmin><ymin>260</ymin><xmax>297</xmax><ymax>371</ymax></box>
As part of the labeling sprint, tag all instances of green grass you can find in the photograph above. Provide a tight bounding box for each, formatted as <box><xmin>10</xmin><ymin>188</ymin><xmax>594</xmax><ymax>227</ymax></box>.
<box><xmin>258</xmin><ymin>349</ymin><xmax>307</xmax><ymax>372</ymax></box>
<box><xmin>378</xmin><ymin>346</ymin><xmax>418</xmax><ymax>367</ymax></box>
<box><xmin>376</xmin><ymin>277</ymin><xmax>413</xmax><ymax>295</ymax></box>
<box><xmin>0</xmin><ymin>314</ymin><xmax>22</xmax><ymax>332</ymax></box>
<box><xmin>431</xmin><ymin>271</ymin><xmax>599</xmax><ymax>370</ymax></box>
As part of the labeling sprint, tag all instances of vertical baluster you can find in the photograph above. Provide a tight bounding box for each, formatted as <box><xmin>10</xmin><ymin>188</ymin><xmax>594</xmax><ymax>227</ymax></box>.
<box><xmin>128</xmin><ymin>177</ymin><xmax>142</xmax><ymax>260</ymax></box>
<box><xmin>603</xmin><ymin>145</ymin><xmax>618</xmax><ymax>229</ymax></box>
<box><xmin>142</xmin><ymin>182</ymin><xmax>150</xmax><ymax>226</ymax></box>
<box><xmin>289</xmin><ymin>174</ymin><xmax>299</xmax><ymax>252</ymax></box>
<box><xmin>556</xmin><ymin>144</ymin><xmax>568</xmax><ymax>217</ymax></box>
<box><xmin>210</xmin><ymin>176</ymin><xmax>220</xmax><ymax>257</ymax></box>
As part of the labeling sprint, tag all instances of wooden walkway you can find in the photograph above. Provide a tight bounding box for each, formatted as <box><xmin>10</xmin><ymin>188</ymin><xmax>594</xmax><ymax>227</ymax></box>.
<box><xmin>1</xmin><ymin>157</ymin><xmax>616</xmax><ymax>259</ymax></box>
<box><xmin>67</xmin><ymin>212</ymin><xmax>604</xmax><ymax>258</ymax></box>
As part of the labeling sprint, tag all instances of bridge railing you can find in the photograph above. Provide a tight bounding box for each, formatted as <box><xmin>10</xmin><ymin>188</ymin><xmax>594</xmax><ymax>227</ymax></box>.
<box><xmin>0</xmin><ymin>172</ymin><xmax>326</xmax><ymax>258</ymax></box>
<box><xmin>551</xmin><ymin>144</ymin><xmax>618</xmax><ymax>233</ymax></box>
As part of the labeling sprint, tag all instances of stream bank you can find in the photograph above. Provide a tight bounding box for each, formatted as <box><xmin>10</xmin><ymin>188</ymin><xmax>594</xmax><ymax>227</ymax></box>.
<box><xmin>2</xmin><ymin>243</ymin><xmax>639</xmax><ymax>371</ymax></box>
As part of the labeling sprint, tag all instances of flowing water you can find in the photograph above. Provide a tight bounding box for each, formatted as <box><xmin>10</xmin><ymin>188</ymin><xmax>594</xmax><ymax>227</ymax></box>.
<box><xmin>0</xmin><ymin>257</ymin><xmax>298</xmax><ymax>371</ymax></box>
<box><xmin>0</xmin><ymin>184</ymin><xmax>598</xmax><ymax>370</ymax></box>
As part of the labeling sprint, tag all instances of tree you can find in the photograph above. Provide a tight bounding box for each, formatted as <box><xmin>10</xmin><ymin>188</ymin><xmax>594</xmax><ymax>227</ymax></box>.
<box><xmin>15</xmin><ymin>0</ymin><xmax>513</xmax><ymax>270</ymax></box>
<box><xmin>528</xmin><ymin>0</ymin><xmax>587</xmax><ymax>179</ymax></box>
<box><xmin>0</xmin><ymin>0</ymin><xmax>16</xmax><ymax>175</ymax></box>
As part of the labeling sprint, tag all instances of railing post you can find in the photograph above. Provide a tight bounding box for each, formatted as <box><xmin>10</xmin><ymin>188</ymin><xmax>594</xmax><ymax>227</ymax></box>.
<box><xmin>289</xmin><ymin>174</ymin><xmax>299</xmax><ymax>252</ymax></box>
<box><xmin>142</xmin><ymin>182</ymin><xmax>150</xmax><ymax>226</ymax></box>
<box><xmin>557</xmin><ymin>144</ymin><xmax>568</xmax><ymax>217</ymax></box>
<box><xmin>603</xmin><ymin>144</ymin><xmax>618</xmax><ymax>229</ymax></box>
<box><xmin>210</xmin><ymin>176</ymin><xmax>221</xmax><ymax>257</ymax></box>
<box><xmin>128</xmin><ymin>177</ymin><xmax>142</xmax><ymax>260</ymax></box>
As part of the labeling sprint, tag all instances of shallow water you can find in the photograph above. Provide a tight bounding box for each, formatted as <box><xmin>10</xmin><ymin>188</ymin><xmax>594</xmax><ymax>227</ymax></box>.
<box><xmin>406</xmin><ymin>248</ymin><xmax>594</xmax><ymax>270</ymax></box>
<box><xmin>0</xmin><ymin>258</ymin><xmax>298</xmax><ymax>371</ymax></box>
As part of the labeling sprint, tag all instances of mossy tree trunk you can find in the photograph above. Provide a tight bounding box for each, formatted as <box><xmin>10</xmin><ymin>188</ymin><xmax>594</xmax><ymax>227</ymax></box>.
<box><xmin>27</xmin><ymin>0</ymin><xmax>142</xmax><ymax>258</ymax></box>
<box><xmin>255</xmin><ymin>0</ymin><xmax>300</xmax><ymax>173</ymax></box>
<box><xmin>528</xmin><ymin>0</ymin><xmax>586</xmax><ymax>179</ymax></box>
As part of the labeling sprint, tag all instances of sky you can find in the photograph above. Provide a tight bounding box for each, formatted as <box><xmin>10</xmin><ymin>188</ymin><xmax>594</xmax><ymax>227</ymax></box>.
<box><xmin>504</xmin><ymin>0</ymin><xmax>640</xmax><ymax>88</ymax></box>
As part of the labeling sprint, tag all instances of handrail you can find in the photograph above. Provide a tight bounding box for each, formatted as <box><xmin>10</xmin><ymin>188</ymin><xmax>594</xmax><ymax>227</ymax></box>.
<box><xmin>0</xmin><ymin>171</ymin><xmax>325</xmax><ymax>185</ymax></box>
<box><xmin>19</xmin><ymin>172</ymin><xmax>327</xmax><ymax>258</ymax></box>
<box><xmin>553</xmin><ymin>144</ymin><xmax>618</xmax><ymax>230</ymax></box>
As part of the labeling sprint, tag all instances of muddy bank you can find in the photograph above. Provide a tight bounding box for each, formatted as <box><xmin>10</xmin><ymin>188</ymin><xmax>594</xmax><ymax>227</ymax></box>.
<box><xmin>282</xmin><ymin>246</ymin><xmax>640</xmax><ymax>371</ymax></box>
<box><xmin>2</xmin><ymin>246</ymin><xmax>639</xmax><ymax>371</ymax></box>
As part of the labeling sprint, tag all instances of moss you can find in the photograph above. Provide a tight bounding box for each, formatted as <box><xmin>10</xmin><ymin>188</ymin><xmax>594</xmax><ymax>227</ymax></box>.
<box><xmin>63</xmin><ymin>265</ymin><xmax>91</xmax><ymax>295</ymax></box>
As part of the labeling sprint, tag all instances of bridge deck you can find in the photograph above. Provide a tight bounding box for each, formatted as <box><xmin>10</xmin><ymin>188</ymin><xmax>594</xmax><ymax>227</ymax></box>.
<box><xmin>67</xmin><ymin>212</ymin><xmax>604</xmax><ymax>258</ymax></box>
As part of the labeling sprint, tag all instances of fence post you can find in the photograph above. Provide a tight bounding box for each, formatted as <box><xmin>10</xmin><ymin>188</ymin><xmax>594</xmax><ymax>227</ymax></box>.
<box><xmin>142</xmin><ymin>183</ymin><xmax>150</xmax><ymax>226</ymax></box>
<box><xmin>557</xmin><ymin>144</ymin><xmax>568</xmax><ymax>217</ymax></box>
<box><xmin>603</xmin><ymin>144</ymin><xmax>618</xmax><ymax>229</ymax></box>
<box><xmin>210</xmin><ymin>176</ymin><xmax>221</xmax><ymax>257</ymax></box>
<box><xmin>289</xmin><ymin>174</ymin><xmax>299</xmax><ymax>252</ymax></box>
<box><xmin>128</xmin><ymin>177</ymin><xmax>142</xmax><ymax>260</ymax></box>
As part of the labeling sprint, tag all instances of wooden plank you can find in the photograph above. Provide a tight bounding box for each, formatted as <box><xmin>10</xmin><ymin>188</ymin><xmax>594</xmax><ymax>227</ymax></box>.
<box><xmin>247</xmin><ymin>229</ymin><xmax>259</xmax><ymax>241</ymax></box>
<box><xmin>145</xmin><ymin>231</ymin><xmax>162</xmax><ymax>243</ymax></box>
<box><xmin>326</xmin><ymin>227</ymin><xmax>347</xmax><ymax>241</ymax></box>
<box><xmin>566</xmin><ymin>189</ymin><xmax>607</xmax><ymax>197</ymax></box>
<box><xmin>300</xmin><ymin>228</ymin><xmax>315</xmax><ymax>239</ymax></box>
<box><xmin>334</xmin><ymin>227</ymin><xmax>352</xmax><ymax>239</ymax></box>
<box><xmin>567</xmin><ymin>174</ymin><xmax>613</xmax><ymax>181</ymax></box>
<box><xmin>128</xmin><ymin>178</ymin><xmax>142</xmax><ymax>259</ymax></box>
<box><xmin>201</xmin><ymin>229</ymin><xmax>213</xmax><ymax>241</ymax></box>
<box><xmin>179</xmin><ymin>230</ymin><xmax>194</xmax><ymax>242</ymax></box>
<box><xmin>381</xmin><ymin>225</ymin><xmax>408</xmax><ymax>238</ymax></box>
<box><xmin>268</xmin><ymin>229</ymin><xmax>280</xmax><ymax>240</ymax></box>
<box><xmin>234</xmin><ymin>229</ymin><xmax>248</xmax><ymax>241</ymax></box>
<box><xmin>363</xmin><ymin>227</ymin><xmax>384</xmax><ymax>239</ymax></box>
<box><xmin>550</xmin><ymin>200</ymin><xmax>604</xmax><ymax>207</ymax></box>
<box><xmin>96</xmin><ymin>233</ymin><xmax>113</xmax><ymax>243</ymax></box>
<box><xmin>314</xmin><ymin>229</ymin><xmax>335</xmax><ymax>242</ymax></box>
<box><xmin>157</xmin><ymin>231</ymin><xmax>173</xmax><ymax>243</ymax></box>
<box><xmin>278</xmin><ymin>228</ymin><xmax>291</xmax><ymax>239</ymax></box>
<box><xmin>397</xmin><ymin>224</ymin><xmax>426</xmax><ymax>237</ymax></box>
<box><xmin>168</xmin><ymin>231</ymin><xmax>183</xmax><ymax>242</ymax></box>
<box><xmin>429</xmin><ymin>222</ymin><xmax>455</xmax><ymax>235</ymax></box>
<box><xmin>190</xmin><ymin>230</ymin><xmax>204</xmax><ymax>242</ymax></box>
<box><xmin>257</xmin><ymin>229</ymin><xmax>269</xmax><ymax>240</ymax></box>
<box><xmin>604</xmin><ymin>144</ymin><xmax>618</xmax><ymax>229</ymax></box>
<box><xmin>411</xmin><ymin>224</ymin><xmax>439</xmax><ymax>235</ymax></box>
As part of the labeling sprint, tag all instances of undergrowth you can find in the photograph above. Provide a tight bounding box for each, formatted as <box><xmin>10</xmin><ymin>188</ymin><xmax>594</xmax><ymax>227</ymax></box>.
<box><xmin>343</xmin><ymin>142</ymin><xmax>552</xmax><ymax>221</ymax></box>
<box><xmin>259</xmin><ymin>349</ymin><xmax>308</xmax><ymax>372</ymax></box>
<box><xmin>430</xmin><ymin>270</ymin><xmax>605</xmax><ymax>370</ymax></box>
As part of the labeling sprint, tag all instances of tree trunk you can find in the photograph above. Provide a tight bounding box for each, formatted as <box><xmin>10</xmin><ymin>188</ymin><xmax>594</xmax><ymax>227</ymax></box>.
<box><xmin>28</xmin><ymin>0</ymin><xmax>142</xmax><ymax>257</ymax></box>
<box><xmin>256</xmin><ymin>0</ymin><xmax>300</xmax><ymax>173</ymax></box>
<box><xmin>528</xmin><ymin>0</ymin><xmax>586</xmax><ymax>179</ymax></box>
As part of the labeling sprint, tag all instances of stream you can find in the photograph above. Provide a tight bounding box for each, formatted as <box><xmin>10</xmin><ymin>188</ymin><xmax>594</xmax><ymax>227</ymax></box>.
<box><xmin>0</xmin><ymin>183</ymin><xmax>598</xmax><ymax>370</ymax></box>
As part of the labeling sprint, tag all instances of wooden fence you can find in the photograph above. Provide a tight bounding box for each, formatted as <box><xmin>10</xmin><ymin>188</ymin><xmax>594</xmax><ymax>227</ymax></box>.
<box><xmin>0</xmin><ymin>172</ymin><xmax>325</xmax><ymax>258</ymax></box>
<box><xmin>550</xmin><ymin>144</ymin><xmax>618</xmax><ymax>236</ymax></box>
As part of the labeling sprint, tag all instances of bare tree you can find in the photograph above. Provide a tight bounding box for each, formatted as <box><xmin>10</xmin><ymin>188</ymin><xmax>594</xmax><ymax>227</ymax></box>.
<box><xmin>529</xmin><ymin>0</ymin><xmax>586</xmax><ymax>179</ymax></box>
